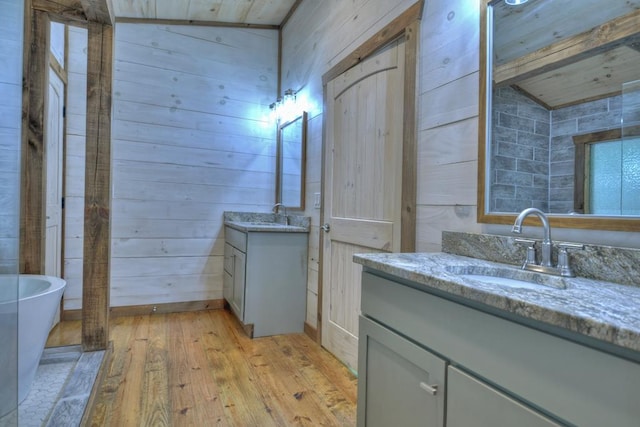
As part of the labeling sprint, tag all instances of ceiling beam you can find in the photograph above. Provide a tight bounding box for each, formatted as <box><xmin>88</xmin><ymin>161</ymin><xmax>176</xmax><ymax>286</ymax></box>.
<box><xmin>32</xmin><ymin>0</ymin><xmax>112</xmax><ymax>25</ymax></box>
<box><xmin>80</xmin><ymin>0</ymin><xmax>114</xmax><ymax>25</ymax></box>
<box><xmin>32</xmin><ymin>0</ymin><xmax>88</xmax><ymax>24</ymax></box>
<box><xmin>494</xmin><ymin>8</ymin><xmax>640</xmax><ymax>87</ymax></box>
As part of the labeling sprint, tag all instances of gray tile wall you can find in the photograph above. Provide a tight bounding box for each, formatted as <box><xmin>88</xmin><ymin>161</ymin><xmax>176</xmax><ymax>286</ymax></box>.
<box><xmin>490</xmin><ymin>86</ymin><xmax>550</xmax><ymax>212</ymax></box>
<box><xmin>490</xmin><ymin>87</ymin><xmax>623</xmax><ymax>214</ymax></box>
<box><xmin>549</xmin><ymin>95</ymin><xmax>622</xmax><ymax>213</ymax></box>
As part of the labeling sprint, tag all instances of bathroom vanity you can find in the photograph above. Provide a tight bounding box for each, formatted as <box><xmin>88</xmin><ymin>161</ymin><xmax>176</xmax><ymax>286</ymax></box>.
<box><xmin>223</xmin><ymin>212</ymin><xmax>309</xmax><ymax>338</ymax></box>
<box><xmin>354</xmin><ymin>248</ymin><xmax>640</xmax><ymax>427</ymax></box>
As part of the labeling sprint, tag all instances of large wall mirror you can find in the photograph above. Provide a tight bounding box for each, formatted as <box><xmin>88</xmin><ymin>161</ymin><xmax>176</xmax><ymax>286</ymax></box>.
<box><xmin>276</xmin><ymin>112</ymin><xmax>307</xmax><ymax>210</ymax></box>
<box><xmin>478</xmin><ymin>0</ymin><xmax>640</xmax><ymax>231</ymax></box>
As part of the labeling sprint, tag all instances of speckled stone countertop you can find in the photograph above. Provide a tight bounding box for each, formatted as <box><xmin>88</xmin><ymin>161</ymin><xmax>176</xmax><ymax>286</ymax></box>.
<box><xmin>224</xmin><ymin>211</ymin><xmax>310</xmax><ymax>233</ymax></box>
<box><xmin>353</xmin><ymin>252</ymin><xmax>640</xmax><ymax>354</ymax></box>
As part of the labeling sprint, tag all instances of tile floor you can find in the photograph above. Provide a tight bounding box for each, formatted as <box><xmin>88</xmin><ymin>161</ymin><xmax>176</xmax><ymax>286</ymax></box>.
<box><xmin>0</xmin><ymin>346</ymin><xmax>104</xmax><ymax>427</ymax></box>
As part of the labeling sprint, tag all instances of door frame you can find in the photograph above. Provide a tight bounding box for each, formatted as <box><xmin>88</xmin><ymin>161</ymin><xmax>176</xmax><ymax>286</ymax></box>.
<box><xmin>317</xmin><ymin>1</ymin><xmax>423</xmax><ymax>342</ymax></box>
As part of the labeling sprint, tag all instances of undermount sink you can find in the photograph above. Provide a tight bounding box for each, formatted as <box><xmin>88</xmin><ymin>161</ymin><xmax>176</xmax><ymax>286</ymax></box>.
<box><xmin>445</xmin><ymin>265</ymin><xmax>568</xmax><ymax>290</ymax></box>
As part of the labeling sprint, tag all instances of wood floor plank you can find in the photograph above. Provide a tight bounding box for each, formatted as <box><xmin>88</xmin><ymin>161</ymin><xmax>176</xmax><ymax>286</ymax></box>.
<box><xmin>180</xmin><ymin>311</ymin><xmax>229</xmax><ymax>425</ymax></box>
<box><xmin>46</xmin><ymin>309</ymin><xmax>358</xmax><ymax>426</ymax></box>
<box><xmin>141</xmin><ymin>314</ymin><xmax>171</xmax><ymax>426</ymax></box>
<box><xmin>202</xmin><ymin>310</ymin><xmax>285</xmax><ymax>426</ymax></box>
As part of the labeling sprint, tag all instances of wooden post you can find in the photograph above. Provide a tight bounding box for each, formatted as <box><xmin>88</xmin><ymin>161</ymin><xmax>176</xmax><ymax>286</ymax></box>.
<box><xmin>82</xmin><ymin>21</ymin><xmax>113</xmax><ymax>351</ymax></box>
<box><xmin>20</xmin><ymin>9</ymin><xmax>49</xmax><ymax>274</ymax></box>
<box><xmin>401</xmin><ymin>20</ymin><xmax>419</xmax><ymax>253</ymax></box>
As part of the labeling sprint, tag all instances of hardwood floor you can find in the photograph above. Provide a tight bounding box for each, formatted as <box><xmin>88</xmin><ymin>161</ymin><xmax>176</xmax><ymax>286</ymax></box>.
<box><xmin>46</xmin><ymin>309</ymin><xmax>358</xmax><ymax>426</ymax></box>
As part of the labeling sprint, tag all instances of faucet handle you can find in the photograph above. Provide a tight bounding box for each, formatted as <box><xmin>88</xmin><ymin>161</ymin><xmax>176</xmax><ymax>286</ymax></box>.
<box><xmin>514</xmin><ymin>238</ymin><xmax>537</xmax><ymax>266</ymax></box>
<box><xmin>556</xmin><ymin>242</ymin><xmax>584</xmax><ymax>277</ymax></box>
<box><xmin>557</xmin><ymin>242</ymin><xmax>585</xmax><ymax>251</ymax></box>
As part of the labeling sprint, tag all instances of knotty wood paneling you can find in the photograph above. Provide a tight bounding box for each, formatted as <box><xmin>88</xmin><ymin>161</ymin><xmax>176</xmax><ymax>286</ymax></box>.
<box><xmin>110</xmin><ymin>0</ymin><xmax>296</xmax><ymax>26</ymax></box>
<box><xmin>107</xmin><ymin>24</ymin><xmax>276</xmax><ymax>309</ymax></box>
<box><xmin>63</xmin><ymin>26</ymin><xmax>87</xmax><ymax>310</ymax></box>
<box><xmin>65</xmin><ymin>23</ymin><xmax>277</xmax><ymax>311</ymax></box>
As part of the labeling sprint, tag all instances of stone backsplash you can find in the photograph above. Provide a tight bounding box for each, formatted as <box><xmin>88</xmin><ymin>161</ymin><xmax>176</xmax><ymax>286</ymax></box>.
<box><xmin>442</xmin><ymin>231</ymin><xmax>640</xmax><ymax>288</ymax></box>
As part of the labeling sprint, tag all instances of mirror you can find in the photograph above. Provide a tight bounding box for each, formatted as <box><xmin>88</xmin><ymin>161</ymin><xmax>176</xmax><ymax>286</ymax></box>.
<box><xmin>478</xmin><ymin>0</ymin><xmax>640</xmax><ymax>231</ymax></box>
<box><xmin>276</xmin><ymin>112</ymin><xmax>307</xmax><ymax>210</ymax></box>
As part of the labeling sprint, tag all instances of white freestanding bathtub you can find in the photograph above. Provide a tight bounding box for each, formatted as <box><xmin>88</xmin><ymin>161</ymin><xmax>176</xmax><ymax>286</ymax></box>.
<box><xmin>0</xmin><ymin>275</ymin><xmax>66</xmax><ymax>417</ymax></box>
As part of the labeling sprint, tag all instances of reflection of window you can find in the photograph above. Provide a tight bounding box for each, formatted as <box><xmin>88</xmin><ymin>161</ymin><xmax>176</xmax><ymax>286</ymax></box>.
<box><xmin>574</xmin><ymin>127</ymin><xmax>640</xmax><ymax>215</ymax></box>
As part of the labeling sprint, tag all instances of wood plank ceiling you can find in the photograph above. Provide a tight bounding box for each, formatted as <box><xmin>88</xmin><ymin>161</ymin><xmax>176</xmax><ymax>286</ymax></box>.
<box><xmin>110</xmin><ymin>0</ymin><xmax>299</xmax><ymax>26</ymax></box>
<box><xmin>493</xmin><ymin>0</ymin><xmax>640</xmax><ymax>109</ymax></box>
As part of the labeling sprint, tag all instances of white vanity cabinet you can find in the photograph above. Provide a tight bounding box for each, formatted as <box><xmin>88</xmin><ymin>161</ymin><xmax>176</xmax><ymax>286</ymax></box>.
<box><xmin>358</xmin><ymin>270</ymin><xmax>640</xmax><ymax>427</ymax></box>
<box><xmin>223</xmin><ymin>225</ymin><xmax>308</xmax><ymax>338</ymax></box>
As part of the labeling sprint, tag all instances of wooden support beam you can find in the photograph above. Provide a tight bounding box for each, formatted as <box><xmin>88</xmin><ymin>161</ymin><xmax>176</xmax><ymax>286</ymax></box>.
<box><xmin>494</xmin><ymin>8</ymin><xmax>640</xmax><ymax>87</ymax></box>
<box><xmin>20</xmin><ymin>9</ymin><xmax>49</xmax><ymax>274</ymax></box>
<box><xmin>82</xmin><ymin>21</ymin><xmax>113</xmax><ymax>352</ymax></box>
<box><xmin>401</xmin><ymin>20</ymin><xmax>418</xmax><ymax>253</ymax></box>
<box><xmin>32</xmin><ymin>0</ymin><xmax>88</xmax><ymax>25</ymax></box>
<box><xmin>80</xmin><ymin>0</ymin><xmax>114</xmax><ymax>25</ymax></box>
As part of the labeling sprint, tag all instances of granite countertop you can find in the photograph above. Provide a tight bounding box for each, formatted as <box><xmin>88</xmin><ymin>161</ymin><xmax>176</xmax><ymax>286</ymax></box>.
<box><xmin>223</xmin><ymin>211</ymin><xmax>310</xmax><ymax>233</ymax></box>
<box><xmin>354</xmin><ymin>252</ymin><xmax>640</xmax><ymax>354</ymax></box>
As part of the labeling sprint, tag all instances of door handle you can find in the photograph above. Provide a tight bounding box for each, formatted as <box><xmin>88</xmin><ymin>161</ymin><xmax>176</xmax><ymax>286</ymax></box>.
<box><xmin>321</xmin><ymin>223</ymin><xmax>330</xmax><ymax>232</ymax></box>
<box><xmin>419</xmin><ymin>382</ymin><xmax>438</xmax><ymax>395</ymax></box>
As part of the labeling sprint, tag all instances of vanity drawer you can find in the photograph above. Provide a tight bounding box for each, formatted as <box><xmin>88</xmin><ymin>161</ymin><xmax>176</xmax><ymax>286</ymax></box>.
<box><xmin>225</xmin><ymin>226</ymin><xmax>246</xmax><ymax>252</ymax></box>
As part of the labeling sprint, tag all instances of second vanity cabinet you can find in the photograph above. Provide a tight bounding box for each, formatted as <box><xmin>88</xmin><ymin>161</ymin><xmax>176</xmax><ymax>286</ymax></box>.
<box><xmin>357</xmin><ymin>270</ymin><xmax>640</xmax><ymax>427</ymax></box>
<box><xmin>223</xmin><ymin>225</ymin><xmax>307</xmax><ymax>338</ymax></box>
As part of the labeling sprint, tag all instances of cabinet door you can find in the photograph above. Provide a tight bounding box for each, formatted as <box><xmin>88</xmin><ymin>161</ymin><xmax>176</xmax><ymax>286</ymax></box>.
<box><xmin>223</xmin><ymin>243</ymin><xmax>234</xmax><ymax>303</ymax></box>
<box><xmin>230</xmin><ymin>248</ymin><xmax>246</xmax><ymax>320</ymax></box>
<box><xmin>447</xmin><ymin>366</ymin><xmax>562</xmax><ymax>427</ymax></box>
<box><xmin>357</xmin><ymin>316</ymin><xmax>446</xmax><ymax>427</ymax></box>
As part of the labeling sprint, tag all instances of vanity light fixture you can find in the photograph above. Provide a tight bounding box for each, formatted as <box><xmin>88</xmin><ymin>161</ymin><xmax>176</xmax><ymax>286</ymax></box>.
<box><xmin>505</xmin><ymin>0</ymin><xmax>529</xmax><ymax>5</ymax></box>
<box><xmin>270</xmin><ymin>88</ymin><xmax>297</xmax><ymax>123</ymax></box>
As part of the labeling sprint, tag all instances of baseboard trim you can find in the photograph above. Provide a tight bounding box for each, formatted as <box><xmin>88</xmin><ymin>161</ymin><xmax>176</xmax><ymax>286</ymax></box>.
<box><xmin>304</xmin><ymin>322</ymin><xmax>318</xmax><ymax>341</ymax></box>
<box><xmin>62</xmin><ymin>299</ymin><xmax>225</xmax><ymax>321</ymax></box>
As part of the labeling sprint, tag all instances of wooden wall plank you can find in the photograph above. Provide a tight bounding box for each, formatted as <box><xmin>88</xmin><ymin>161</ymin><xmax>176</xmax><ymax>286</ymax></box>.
<box><xmin>63</xmin><ymin>26</ymin><xmax>87</xmax><ymax>313</ymax></box>
<box><xmin>82</xmin><ymin>21</ymin><xmax>113</xmax><ymax>351</ymax></box>
<box><xmin>108</xmin><ymin>24</ymin><xmax>277</xmax><ymax>309</ymax></box>
<box><xmin>20</xmin><ymin>9</ymin><xmax>49</xmax><ymax>274</ymax></box>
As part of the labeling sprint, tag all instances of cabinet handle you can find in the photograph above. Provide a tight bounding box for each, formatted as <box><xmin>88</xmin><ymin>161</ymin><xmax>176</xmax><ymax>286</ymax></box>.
<box><xmin>419</xmin><ymin>382</ymin><xmax>438</xmax><ymax>395</ymax></box>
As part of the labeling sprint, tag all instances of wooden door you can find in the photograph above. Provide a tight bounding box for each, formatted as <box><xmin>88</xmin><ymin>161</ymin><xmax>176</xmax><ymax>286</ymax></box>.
<box><xmin>321</xmin><ymin>39</ymin><xmax>405</xmax><ymax>371</ymax></box>
<box><xmin>45</xmin><ymin>67</ymin><xmax>64</xmax><ymax>278</ymax></box>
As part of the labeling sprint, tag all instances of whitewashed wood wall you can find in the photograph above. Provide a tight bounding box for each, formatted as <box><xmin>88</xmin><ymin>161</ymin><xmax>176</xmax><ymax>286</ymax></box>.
<box><xmin>282</xmin><ymin>0</ymin><xmax>640</xmax><ymax>327</ymax></box>
<box><xmin>63</xmin><ymin>26</ymin><xmax>88</xmax><ymax>309</ymax></box>
<box><xmin>64</xmin><ymin>23</ymin><xmax>278</xmax><ymax>309</ymax></box>
<box><xmin>0</xmin><ymin>0</ymin><xmax>24</xmax><ymax>273</ymax></box>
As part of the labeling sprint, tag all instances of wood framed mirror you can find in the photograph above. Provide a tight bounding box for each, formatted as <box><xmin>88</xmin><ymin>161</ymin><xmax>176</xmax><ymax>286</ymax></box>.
<box><xmin>478</xmin><ymin>0</ymin><xmax>640</xmax><ymax>231</ymax></box>
<box><xmin>275</xmin><ymin>111</ymin><xmax>307</xmax><ymax>210</ymax></box>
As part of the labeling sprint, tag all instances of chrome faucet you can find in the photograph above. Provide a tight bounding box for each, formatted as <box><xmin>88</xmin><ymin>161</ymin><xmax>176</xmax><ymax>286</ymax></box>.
<box><xmin>512</xmin><ymin>208</ymin><xmax>553</xmax><ymax>267</ymax></box>
<box><xmin>272</xmin><ymin>203</ymin><xmax>288</xmax><ymax>224</ymax></box>
<box><xmin>512</xmin><ymin>208</ymin><xmax>584</xmax><ymax>277</ymax></box>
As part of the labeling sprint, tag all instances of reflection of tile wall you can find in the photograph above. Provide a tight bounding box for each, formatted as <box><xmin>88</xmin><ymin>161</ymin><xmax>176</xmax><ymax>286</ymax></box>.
<box><xmin>491</xmin><ymin>87</ymin><xmax>550</xmax><ymax>212</ymax></box>
<box><xmin>491</xmin><ymin>86</ymin><xmax>623</xmax><ymax>214</ymax></box>
<box><xmin>550</xmin><ymin>95</ymin><xmax>622</xmax><ymax>213</ymax></box>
